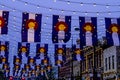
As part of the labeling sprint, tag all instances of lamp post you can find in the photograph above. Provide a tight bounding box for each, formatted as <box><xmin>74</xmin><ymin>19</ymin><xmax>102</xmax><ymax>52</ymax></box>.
<box><xmin>70</xmin><ymin>35</ymin><xmax>74</xmax><ymax>80</ymax></box>
<box><xmin>70</xmin><ymin>27</ymin><xmax>79</xmax><ymax>80</ymax></box>
<box><xmin>74</xmin><ymin>27</ymin><xmax>82</xmax><ymax>80</ymax></box>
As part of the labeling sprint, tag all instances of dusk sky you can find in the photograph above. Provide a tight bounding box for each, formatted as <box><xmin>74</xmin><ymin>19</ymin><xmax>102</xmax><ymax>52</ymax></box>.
<box><xmin>0</xmin><ymin>0</ymin><xmax>120</xmax><ymax>76</ymax></box>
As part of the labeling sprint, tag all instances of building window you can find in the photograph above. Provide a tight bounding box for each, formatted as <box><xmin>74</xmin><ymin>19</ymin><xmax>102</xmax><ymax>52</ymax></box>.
<box><xmin>108</xmin><ymin>57</ymin><xmax>111</xmax><ymax>70</ymax></box>
<box><xmin>112</xmin><ymin>55</ymin><xmax>114</xmax><ymax>69</ymax></box>
<box><xmin>105</xmin><ymin>58</ymin><xmax>107</xmax><ymax>71</ymax></box>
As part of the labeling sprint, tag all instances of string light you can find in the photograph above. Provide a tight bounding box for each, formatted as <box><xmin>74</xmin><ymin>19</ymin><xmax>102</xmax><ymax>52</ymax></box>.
<box><xmin>0</xmin><ymin>0</ymin><xmax>119</xmax><ymax>17</ymax></box>
<box><xmin>37</xmin><ymin>5</ymin><xmax>40</xmax><ymax>9</ymax></box>
<box><xmin>54</xmin><ymin>0</ymin><xmax>56</xmax><ymax>2</ymax></box>
<box><xmin>1</xmin><ymin>5</ymin><xmax>4</xmax><ymax>8</ymax></box>
<box><xmin>14</xmin><ymin>0</ymin><xmax>120</xmax><ymax>14</ymax></box>
<box><xmin>85</xmin><ymin>12</ymin><xmax>88</xmax><ymax>15</ymax></box>
<box><xmin>12</xmin><ymin>0</ymin><xmax>15</xmax><ymax>2</ymax></box>
<box><xmin>67</xmin><ymin>1</ymin><xmax>70</xmax><ymax>4</ymax></box>
<box><xmin>46</xmin><ymin>16</ymin><xmax>49</xmax><ymax>19</ymax></box>
<box><xmin>93</xmin><ymin>3</ymin><xmax>96</xmax><ymax>7</ymax></box>
<box><xmin>73</xmin><ymin>11</ymin><xmax>76</xmax><ymax>14</ymax></box>
<box><xmin>100</xmin><ymin>20</ymin><xmax>103</xmax><ymax>23</ymax></box>
<box><xmin>12</xmin><ymin>9</ymin><xmax>16</xmax><ymax>12</ymax></box>
<box><xmin>108</xmin><ymin>12</ymin><xmax>111</xmax><ymax>15</ymax></box>
<box><xmin>58</xmin><ymin>0</ymin><xmax>120</xmax><ymax>7</ymax></box>
<box><xmin>61</xmin><ymin>10</ymin><xmax>64</xmax><ymax>13</ymax></box>
<box><xmin>80</xmin><ymin>2</ymin><xmax>83</xmax><ymax>6</ymax></box>
<box><xmin>49</xmin><ymin>8</ymin><xmax>52</xmax><ymax>11</ymax></box>
<box><xmin>106</xmin><ymin>5</ymin><xmax>109</xmax><ymax>8</ymax></box>
<box><xmin>44</xmin><ymin>23</ymin><xmax>47</xmax><ymax>26</ymax></box>
<box><xmin>97</xmin><ymin>12</ymin><xmax>99</xmax><ymax>15</ymax></box>
<box><xmin>24</xmin><ymin>2</ymin><xmax>28</xmax><ymax>5</ymax></box>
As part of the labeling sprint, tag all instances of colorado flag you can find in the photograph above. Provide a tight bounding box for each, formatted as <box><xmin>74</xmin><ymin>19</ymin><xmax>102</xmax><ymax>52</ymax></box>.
<box><xmin>0</xmin><ymin>41</ymin><xmax>9</xmax><ymax>57</ymax></box>
<box><xmin>0</xmin><ymin>10</ymin><xmax>9</xmax><ymax>34</ymax></box>
<box><xmin>52</xmin><ymin>15</ymin><xmax>71</xmax><ymax>43</ymax></box>
<box><xmin>55</xmin><ymin>44</ymin><xmax>66</xmax><ymax>67</ymax></box>
<box><xmin>36</xmin><ymin>44</ymin><xmax>48</xmax><ymax>60</ymax></box>
<box><xmin>22</xmin><ymin>12</ymin><xmax>42</xmax><ymax>42</ymax></box>
<box><xmin>73</xmin><ymin>45</ymin><xmax>84</xmax><ymax>61</ymax></box>
<box><xmin>79</xmin><ymin>17</ymin><xmax>97</xmax><ymax>46</ymax></box>
<box><xmin>105</xmin><ymin>18</ymin><xmax>120</xmax><ymax>46</ymax></box>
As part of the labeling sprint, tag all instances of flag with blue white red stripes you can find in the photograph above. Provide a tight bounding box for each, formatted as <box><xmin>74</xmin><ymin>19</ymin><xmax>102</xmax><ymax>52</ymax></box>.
<box><xmin>52</xmin><ymin>15</ymin><xmax>71</xmax><ymax>43</ymax></box>
<box><xmin>79</xmin><ymin>17</ymin><xmax>98</xmax><ymax>46</ymax></box>
<box><xmin>105</xmin><ymin>18</ymin><xmax>120</xmax><ymax>46</ymax></box>
<box><xmin>22</xmin><ymin>12</ymin><xmax>42</xmax><ymax>42</ymax></box>
<box><xmin>0</xmin><ymin>10</ymin><xmax>9</xmax><ymax>34</ymax></box>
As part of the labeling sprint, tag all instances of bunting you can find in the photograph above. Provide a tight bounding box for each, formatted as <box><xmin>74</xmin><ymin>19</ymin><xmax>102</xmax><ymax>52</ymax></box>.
<box><xmin>4</xmin><ymin>68</ymin><xmax>10</xmax><ymax>77</ymax></box>
<box><xmin>0</xmin><ymin>55</ymin><xmax>8</xmax><ymax>64</ymax></box>
<box><xmin>0</xmin><ymin>10</ymin><xmax>9</xmax><ymax>34</ymax></box>
<box><xmin>28</xmin><ymin>56</ymin><xmax>36</xmax><ymax>69</ymax></box>
<box><xmin>13</xmin><ymin>56</ymin><xmax>21</xmax><ymax>65</ymax></box>
<box><xmin>36</xmin><ymin>44</ymin><xmax>48</xmax><ymax>59</ymax></box>
<box><xmin>73</xmin><ymin>45</ymin><xmax>84</xmax><ymax>61</ymax></box>
<box><xmin>79</xmin><ymin>17</ymin><xmax>98</xmax><ymax>46</ymax></box>
<box><xmin>52</xmin><ymin>15</ymin><xmax>71</xmax><ymax>43</ymax></box>
<box><xmin>18</xmin><ymin>42</ymin><xmax>30</xmax><ymax>57</ymax></box>
<box><xmin>13</xmin><ymin>64</ymin><xmax>20</xmax><ymax>77</ymax></box>
<box><xmin>2</xmin><ymin>63</ymin><xmax>9</xmax><ymax>70</ymax></box>
<box><xmin>35</xmin><ymin>64</ymin><xmax>40</xmax><ymax>71</ymax></box>
<box><xmin>40</xmin><ymin>68</ymin><xmax>45</xmax><ymax>76</ymax></box>
<box><xmin>0</xmin><ymin>41</ymin><xmax>9</xmax><ymax>72</ymax></box>
<box><xmin>41</xmin><ymin>58</ymin><xmax>49</xmax><ymax>66</ymax></box>
<box><xmin>55</xmin><ymin>44</ymin><xmax>66</xmax><ymax>67</ymax></box>
<box><xmin>24</xmin><ymin>64</ymin><xmax>30</xmax><ymax>71</ymax></box>
<box><xmin>105</xmin><ymin>18</ymin><xmax>120</xmax><ymax>46</ymax></box>
<box><xmin>46</xmin><ymin>65</ymin><xmax>52</xmax><ymax>72</ymax></box>
<box><xmin>22</xmin><ymin>12</ymin><xmax>42</xmax><ymax>42</ymax></box>
<box><xmin>0</xmin><ymin>41</ymin><xmax>9</xmax><ymax>57</ymax></box>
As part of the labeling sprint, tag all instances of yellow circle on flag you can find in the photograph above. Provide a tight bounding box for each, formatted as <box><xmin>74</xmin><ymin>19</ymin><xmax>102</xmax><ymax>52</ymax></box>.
<box><xmin>2</xmin><ymin>58</ymin><xmax>6</xmax><ymax>62</ymax></box>
<box><xmin>58</xmin><ymin>49</ymin><xmax>63</xmax><ymax>54</ymax></box>
<box><xmin>22</xmin><ymin>70</ymin><xmax>25</xmax><ymax>73</ymax></box>
<box><xmin>0</xmin><ymin>20</ymin><xmax>2</xmax><ymax>25</ymax></box>
<box><xmin>37</xmin><ymin>66</ymin><xmax>40</xmax><ymax>69</ymax></box>
<box><xmin>1</xmin><ymin>46</ymin><xmax>5</xmax><ymax>51</ymax></box>
<box><xmin>15</xmin><ymin>65</ymin><xmax>19</xmax><ymax>69</ymax></box>
<box><xmin>32</xmin><ymin>70</ymin><xmax>35</xmax><ymax>73</ymax></box>
<box><xmin>6</xmin><ymin>70</ymin><xmax>9</xmax><ymax>72</ymax></box>
<box><xmin>16</xmin><ymin>58</ymin><xmax>20</xmax><ymax>63</ymax></box>
<box><xmin>44</xmin><ymin>59</ymin><xmax>47</xmax><ymax>63</ymax></box>
<box><xmin>40</xmin><ymin>48</ymin><xmax>45</xmax><ymax>53</ymax></box>
<box><xmin>58</xmin><ymin>24</ymin><xmax>66</xmax><ymax>31</ymax></box>
<box><xmin>28</xmin><ymin>22</ymin><xmax>35</xmax><ymax>29</ymax></box>
<box><xmin>75</xmin><ymin>49</ymin><xmax>81</xmax><ymax>54</ymax></box>
<box><xmin>4</xmin><ymin>64</ymin><xmax>7</xmax><ymax>69</ymax></box>
<box><xmin>21</xmin><ymin>47</ymin><xmax>27</xmax><ymax>53</ymax></box>
<box><xmin>84</xmin><ymin>25</ymin><xmax>92</xmax><ymax>32</ymax></box>
<box><xmin>26</xmin><ymin>65</ymin><xmax>29</xmax><ymax>69</ymax></box>
<box><xmin>57</xmin><ymin>60</ymin><xmax>61</xmax><ymax>64</ymax></box>
<box><xmin>30</xmin><ymin>59</ymin><xmax>34</xmax><ymax>63</ymax></box>
<box><xmin>111</xmin><ymin>26</ymin><xmax>118</xmax><ymax>32</ymax></box>
<box><xmin>47</xmin><ymin>66</ymin><xmax>51</xmax><ymax>70</ymax></box>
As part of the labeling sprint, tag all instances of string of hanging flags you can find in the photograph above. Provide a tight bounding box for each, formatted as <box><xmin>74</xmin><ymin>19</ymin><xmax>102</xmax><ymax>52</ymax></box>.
<box><xmin>0</xmin><ymin>10</ymin><xmax>120</xmax><ymax>46</ymax></box>
<box><xmin>0</xmin><ymin>9</ymin><xmax>120</xmax><ymax>77</ymax></box>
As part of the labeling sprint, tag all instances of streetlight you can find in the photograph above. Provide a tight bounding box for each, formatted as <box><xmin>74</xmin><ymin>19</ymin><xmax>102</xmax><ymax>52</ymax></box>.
<box><xmin>74</xmin><ymin>27</ymin><xmax>82</xmax><ymax>80</ymax></box>
<box><xmin>70</xmin><ymin>27</ymin><xmax>79</xmax><ymax>80</ymax></box>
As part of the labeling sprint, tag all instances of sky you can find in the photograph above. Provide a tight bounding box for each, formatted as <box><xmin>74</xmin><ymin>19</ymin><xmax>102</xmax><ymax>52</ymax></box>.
<box><xmin>0</xmin><ymin>0</ymin><xmax>120</xmax><ymax>76</ymax></box>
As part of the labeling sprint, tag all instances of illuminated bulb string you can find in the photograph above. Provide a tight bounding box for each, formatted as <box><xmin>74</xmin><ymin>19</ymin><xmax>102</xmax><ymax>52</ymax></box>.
<box><xmin>4</xmin><ymin>0</ymin><xmax>120</xmax><ymax>14</ymax></box>
<box><xmin>58</xmin><ymin>0</ymin><xmax>120</xmax><ymax>7</ymax></box>
<box><xmin>0</xmin><ymin>3</ymin><xmax>120</xmax><ymax>19</ymax></box>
